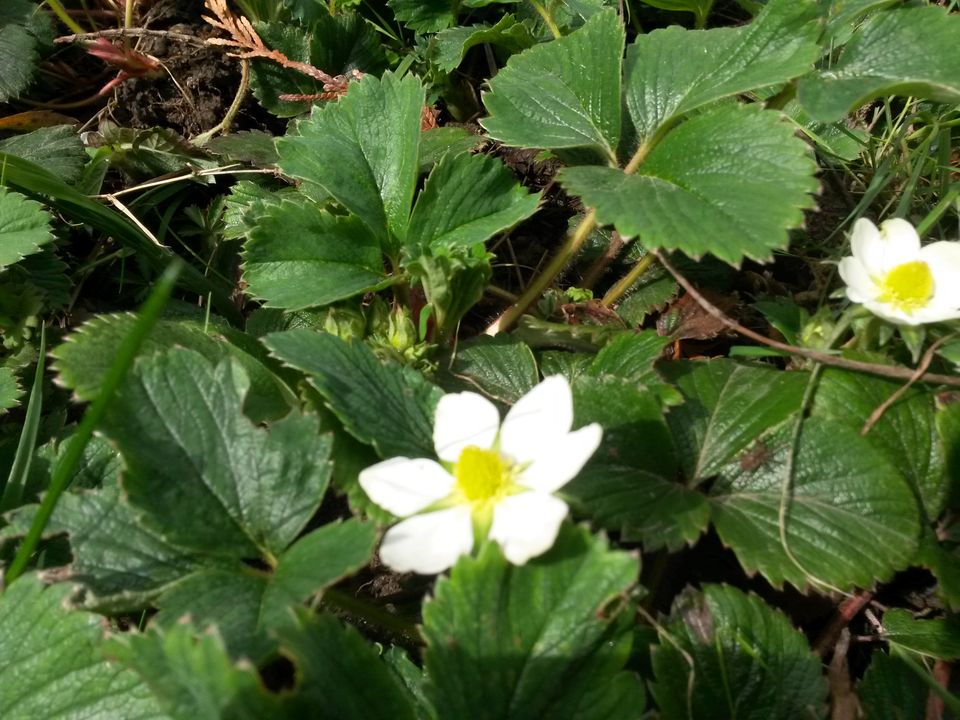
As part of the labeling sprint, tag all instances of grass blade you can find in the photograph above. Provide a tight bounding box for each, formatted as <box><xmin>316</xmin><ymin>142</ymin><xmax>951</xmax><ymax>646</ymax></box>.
<box><xmin>3</xmin><ymin>260</ymin><xmax>182</xmax><ymax>587</ymax></box>
<box><xmin>0</xmin><ymin>325</ymin><xmax>47</xmax><ymax>512</ymax></box>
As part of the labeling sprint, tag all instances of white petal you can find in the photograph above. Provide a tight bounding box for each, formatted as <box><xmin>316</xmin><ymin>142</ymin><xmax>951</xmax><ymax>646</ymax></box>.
<box><xmin>922</xmin><ymin>241</ymin><xmax>960</xmax><ymax>310</ymax></box>
<box><xmin>850</xmin><ymin>218</ymin><xmax>884</xmax><ymax>276</ymax></box>
<box><xmin>907</xmin><ymin>305</ymin><xmax>960</xmax><ymax>325</ymax></box>
<box><xmin>838</xmin><ymin>257</ymin><xmax>879</xmax><ymax>303</ymax></box>
<box><xmin>877</xmin><ymin>218</ymin><xmax>922</xmax><ymax>272</ymax></box>
<box><xmin>433</xmin><ymin>391</ymin><xmax>501</xmax><ymax>462</ymax></box>
<box><xmin>499</xmin><ymin>376</ymin><xmax>574</xmax><ymax>465</ymax></box>
<box><xmin>489</xmin><ymin>492</ymin><xmax>568</xmax><ymax>565</ymax></box>
<box><xmin>378</xmin><ymin>506</ymin><xmax>474</xmax><ymax>574</ymax></box>
<box><xmin>517</xmin><ymin>423</ymin><xmax>603</xmax><ymax>494</ymax></box>
<box><xmin>861</xmin><ymin>300</ymin><xmax>921</xmax><ymax>326</ymax></box>
<box><xmin>359</xmin><ymin>457</ymin><xmax>455</xmax><ymax>517</ymax></box>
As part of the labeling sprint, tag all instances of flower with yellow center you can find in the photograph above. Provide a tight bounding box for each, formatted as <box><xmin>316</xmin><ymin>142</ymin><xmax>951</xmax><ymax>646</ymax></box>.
<box><xmin>358</xmin><ymin>376</ymin><xmax>602</xmax><ymax>574</ymax></box>
<box><xmin>839</xmin><ymin>218</ymin><xmax>960</xmax><ymax>326</ymax></box>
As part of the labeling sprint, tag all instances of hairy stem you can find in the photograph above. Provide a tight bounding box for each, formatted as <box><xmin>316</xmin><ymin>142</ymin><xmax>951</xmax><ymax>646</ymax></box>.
<box><xmin>45</xmin><ymin>0</ymin><xmax>87</xmax><ymax>35</ymax></box>
<box><xmin>601</xmin><ymin>251</ymin><xmax>657</xmax><ymax>307</ymax></box>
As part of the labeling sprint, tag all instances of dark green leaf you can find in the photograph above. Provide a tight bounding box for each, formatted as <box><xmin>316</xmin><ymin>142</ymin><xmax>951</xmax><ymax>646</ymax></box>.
<box><xmin>250</xmin><ymin>15</ymin><xmax>388</xmax><ymax>117</ymax></box>
<box><xmin>650</xmin><ymin>585</ymin><xmax>827</xmax><ymax>720</ymax></box>
<box><xmin>0</xmin><ymin>187</ymin><xmax>53</xmax><ymax>271</ymax></box>
<box><xmin>422</xmin><ymin>525</ymin><xmax>644</xmax><ymax>720</ymax></box>
<box><xmin>0</xmin><ymin>574</ymin><xmax>165</xmax><ymax>719</ymax></box>
<box><xmin>709</xmin><ymin>418</ymin><xmax>920</xmax><ymax>590</ymax></box>
<box><xmin>406</xmin><ymin>151</ymin><xmax>541</xmax><ymax>252</ymax></box>
<box><xmin>105</xmin><ymin>620</ymin><xmax>282</xmax><ymax>720</ymax></box>
<box><xmin>280</xmin><ymin>612</ymin><xmax>417</xmax><ymax>720</ymax></box>
<box><xmin>798</xmin><ymin>5</ymin><xmax>960</xmax><ymax>121</ymax></box>
<box><xmin>52</xmin><ymin>314</ymin><xmax>297</xmax><ymax>423</ymax></box>
<box><xmin>442</xmin><ymin>334</ymin><xmax>539</xmax><ymax>404</ymax></box>
<box><xmin>100</xmin><ymin>349</ymin><xmax>331</xmax><ymax>558</ymax></box>
<box><xmin>559</xmin><ymin>104</ymin><xmax>818</xmax><ymax>264</ymax></box>
<box><xmin>813</xmin><ymin>368</ymin><xmax>946</xmax><ymax>519</ymax></box>
<box><xmin>265</xmin><ymin>330</ymin><xmax>443</xmax><ymax>458</ymax></box>
<box><xmin>858</xmin><ymin>651</ymin><xmax>929</xmax><ymax>720</ymax></box>
<box><xmin>882</xmin><ymin>609</ymin><xmax>960</xmax><ymax>661</ymax></box>
<box><xmin>481</xmin><ymin>10</ymin><xmax>624</xmax><ymax>162</ymax></box>
<box><xmin>432</xmin><ymin>15</ymin><xmax>536</xmax><ymax>72</ymax></box>
<box><xmin>243</xmin><ymin>200</ymin><xmax>387</xmax><ymax>310</ymax></box>
<box><xmin>0</xmin><ymin>126</ymin><xmax>86</xmax><ymax>184</ymax></box>
<box><xmin>0</xmin><ymin>1</ymin><xmax>38</xmax><ymax>102</ymax></box>
<box><xmin>625</xmin><ymin>0</ymin><xmax>819</xmax><ymax>141</ymax></box>
<box><xmin>659</xmin><ymin>359</ymin><xmax>808</xmax><ymax>482</ymax></box>
<box><xmin>277</xmin><ymin>72</ymin><xmax>424</xmax><ymax>250</ymax></box>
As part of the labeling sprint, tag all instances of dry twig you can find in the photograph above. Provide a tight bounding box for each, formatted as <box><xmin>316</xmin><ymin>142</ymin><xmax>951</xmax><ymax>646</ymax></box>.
<box><xmin>202</xmin><ymin>0</ymin><xmax>359</xmax><ymax>100</ymax></box>
<box><xmin>655</xmin><ymin>250</ymin><xmax>960</xmax><ymax>388</ymax></box>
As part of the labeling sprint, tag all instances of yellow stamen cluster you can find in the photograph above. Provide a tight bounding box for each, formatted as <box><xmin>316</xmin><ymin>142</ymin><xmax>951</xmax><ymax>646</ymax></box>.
<box><xmin>454</xmin><ymin>446</ymin><xmax>512</xmax><ymax>504</ymax></box>
<box><xmin>878</xmin><ymin>260</ymin><xmax>934</xmax><ymax>313</ymax></box>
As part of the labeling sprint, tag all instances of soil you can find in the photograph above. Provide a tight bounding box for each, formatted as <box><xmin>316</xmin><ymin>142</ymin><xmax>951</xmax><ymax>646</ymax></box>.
<box><xmin>108</xmin><ymin>0</ymin><xmax>277</xmax><ymax>138</ymax></box>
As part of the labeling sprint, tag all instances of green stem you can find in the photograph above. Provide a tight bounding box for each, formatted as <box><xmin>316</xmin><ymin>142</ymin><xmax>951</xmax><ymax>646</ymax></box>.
<box><xmin>3</xmin><ymin>261</ymin><xmax>181</xmax><ymax>587</ymax></box>
<box><xmin>323</xmin><ymin>588</ymin><xmax>422</xmax><ymax>645</ymax></box>
<box><xmin>192</xmin><ymin>60</ymin><xmax>250</xmax><ymax>145</ymax></box>
<box><xmin>892</xmin><ymin>648</ymin><xmax>960</xmax><ymax>715</ymax></box>
<box><xmin>44</xmin><ymin>0</ymin><xmax>87</xmax><ymax>35</ymax></box>
<box><xmin>485</xmin><ymin>209</ymin><xmax>597</xmax><ymax>334</ymax></box>
<box><xmin>485</xmin><ymin>135</ymin><xmax>659</xmax><ymax>334</ymax></box>
<box><xmin>601</xmin><ymin>251</ymin><xmax>657</xmax><ymax>307</ymax></box>
<box><xmin>530</xmin><ymin>0</ymin><xmax>562</xmax><ymax>39</ymax></box>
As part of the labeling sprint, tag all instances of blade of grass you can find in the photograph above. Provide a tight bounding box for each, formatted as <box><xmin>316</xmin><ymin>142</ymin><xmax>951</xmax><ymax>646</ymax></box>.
<box><xmin>0</xmin><ymin>153</ymin><xmax>240</xmax><ymax>324</ymax></box>
<box><xmin>3</xmin><ymin>260</ymin><xmax>182</xmax><ymax>587</ymax></box>
<box><xmin>0</xmin><ymin>325</ymin><xmax>47</xmax><ymax>513</ymax></box>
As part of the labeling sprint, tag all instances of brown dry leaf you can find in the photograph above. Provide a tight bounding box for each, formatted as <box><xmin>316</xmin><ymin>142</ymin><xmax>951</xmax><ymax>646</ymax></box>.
<box><xmin>656</xmin><ymin>289</ymin><xmax>737</xmax><ymax>341</ymax></box>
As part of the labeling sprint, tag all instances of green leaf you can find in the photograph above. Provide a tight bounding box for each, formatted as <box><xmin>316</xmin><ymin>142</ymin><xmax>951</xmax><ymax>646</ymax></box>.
<box><xmin>481</xmin><ymin>10</ymin><xmax>624</xmax><ymax>162</ymax></box>
<box><xmin>100</xmin><ymin>348</ymin><xmax>332</xmax><ymax>558</ymax></box>
<box><xmin>265</xmin><ymin>330</ymin><xmax>443</xmax><ymax>459</ymax></box>
<box><xmin>882</xmin><ymin>609</ymin><xmax>960</xmax><ymax>661</ymax></box>
<box><xmin>0</xmin><ymin>574</ymin><xmax>165</xmax><ymax>720</ymax></box>
<box><xmin>858</xmin><ymin>651</ymin><xmax>929</xmax><ymax>720</ymax></box>
<box><xmin>798</xmin><ymin>5</ymin><xmax>960</xmax><ymax>122</ymax></box>
<box><xmin>625</xmin><ymin>0</ymin><xmax>819</xmax><ymax>141</ymax></box>
<box><xmin>432</xmin><ymin>15</ymin><xmax>536</xmax><ymax>73</ymax></box>
<box><xmin>52</xmin><ymin>313</ymin><xmax>296</xmax><ymax>423</ymax></box>
<box><xmin>280</xmin><ymin>612</ymin><xmax>418</xmax><ymax>720</ymax></box>
<box><xmin>249</xmin><ymin>15</ymin><xmax>388</xmax><ymax>117</ymax></box>
<box><xmin>205</xmin><ymin>130</ymin><xmax>279</xmax><ymax>166</ymax></box>
<box><xmin>243</xmin><ymin>200</ymin><xmax>386</xmax><ymax>310</ymax></box>
<box><xmin>658</xmin><ymin>359</ymin><xmax>808</xmax><ymax>483</ymax></box>
<box><xmin>2</xmin><ymin>483</ymin><xmax>203</xmax><ymax>612</ymax></box>
<box><xmin>638</xmin><ymin>0</ymin><xmax>712</xmax><ymax>24</ymax></box>
<box><xmin>586</xmin><ymin>330</ymin><xmax>670</xmax><ymax>389</ymax></box>
<box><xmin>812</xmin><ymin>368</ymin><xmax>946</xmax><ymax>519</ymax></box>
<box><xmin>0</xmin><ymin>1</ymin><xmax>38</xmax><ymax>102</ymax></box>
<box><xmin>650</xmin><ymin>585</ymin><xmax>827</xmax><ymax>720</ymax></box>
<box><xmin>559</xmin><ymin>104</ymin><xmax>818</xmax><ymax>264</ymax></box>
<box><xmin>406</xmin><ymin>151</ymin><xmax>541</xmax><ymax>252</ymax></box>
<box><xmin>105</xmin><ymin>620</ymin><xmax>282</xmax><ymax>720</ymax></box>
<box><xmin>388</xmin><ymin>0</ymin><xmax>458</xmax><ymax>32</ymax></box>
<box><xmin>0</xmin><ymin>126</ymin><xmax>87</xmax><ymax>184</ymax></box>
<box><xmin>418</xmin><ymin>126</ymin><xmax>483</xmax><ymax>172</ymax></box>
<box><xmin>709</xmin><ymin>418</ymin><xmax>921</xmax><ymax>590</ymax></box>
<box><xmin>0</xmin><ymin>187</ymin><xmax>53</xmax><ymax>271</ymax></box>
<box><xmin>0</xmin><ymin>365</ymin><xmax>21</xmax><ymax>411</ymax></box>
<box><xmin>422</xmin><ymin>525</ymin><xmax>644</xmax><ymax>720</ymax></box>
<box><xmin>566</xmin><ymin>375</ymin><xmax>706</xmax><ymax>550</ymax></box>
<box><xmin>569</xmin><ymin>464</ymin><xmax>709</xmax><ymax>551</ymax></box>
<box><xmin>404</xmin><ymin>243</ymin><xmax>492</xmax><ymax>339</ymax></box>
<box><xmin>155</xmin><ymin>521</ymin><xmax>375</xmax><ymax>660</ymax></box>
<box><xmin>441</xmin><ymin>334</ymin><xmax>539</xmax><ymax>404</ymax></box>
<box><xmin>277</xmin><ymin>72</ymin><xmax>424</xmax><ymax>250</ymax></box>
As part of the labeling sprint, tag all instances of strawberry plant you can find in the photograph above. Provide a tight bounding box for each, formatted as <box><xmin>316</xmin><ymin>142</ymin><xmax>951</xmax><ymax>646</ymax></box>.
<box><xmin>0</xmin><ymin>0</ymin><xmax>959</xmax><ymax>717</ymax></box>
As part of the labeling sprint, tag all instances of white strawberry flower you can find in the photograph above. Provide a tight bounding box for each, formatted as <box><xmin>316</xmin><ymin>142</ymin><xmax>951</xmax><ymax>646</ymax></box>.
<box><xmin>359</xmin><ymin>376</ymin><xmax>602</xmax><ymax>574</ymax></box>
<box><xmin>839</xmin><ymin>217</ymin><xmax>960</xmax><ymax>326</ymax></box>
